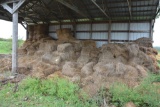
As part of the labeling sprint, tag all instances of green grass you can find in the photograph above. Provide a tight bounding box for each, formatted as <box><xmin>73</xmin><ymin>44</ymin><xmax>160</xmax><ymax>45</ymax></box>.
<box><xmin>0</xmin><ymin>75</ymin><xmax>160</xmax><ymax>107</ymax></box>
<box><xmin>109</xmin><ymin>74</ymin><xmax>160</xmax><ymax>107</ymax></box>
<box><xmin>0</xmin><ymin>77</ymin><xmax>97</xmax><ymax>107</ymax></box>
<box><xmin>0</xmin><ymin>38</ymin><xmax>24</xmax><ymax>54</ymax></box>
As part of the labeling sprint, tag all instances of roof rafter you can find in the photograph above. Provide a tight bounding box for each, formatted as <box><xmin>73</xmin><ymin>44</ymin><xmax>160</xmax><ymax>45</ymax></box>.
<box><xmin>127</xmin><ymin>0</ymin><xmax>132</xmax><ymax>19</ymax></box>
<box><xmin>80</xmin><ymin>0</ymin><xmax>93</xmax><ymax>20</ymax></box>
<box><xmin>90</xmin><ymin>0</ymin><xmax>110</xmax><ymax>19</ymax></box>
<box><xmin>39</xmin><ymin>0</ymin><xmax>60</xmax><ymax>22</ymax></box>
<box><xmin>55</xmin><ymin>0</ymin><xmax>88</xmax><ymax>18</ymax></box>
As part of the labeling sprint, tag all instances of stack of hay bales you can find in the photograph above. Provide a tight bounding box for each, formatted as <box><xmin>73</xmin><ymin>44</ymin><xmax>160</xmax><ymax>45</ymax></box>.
<box><xmin>0</xmin><ymin>25</ymin><xmax>159</xmax><ymax>97</ymax></box>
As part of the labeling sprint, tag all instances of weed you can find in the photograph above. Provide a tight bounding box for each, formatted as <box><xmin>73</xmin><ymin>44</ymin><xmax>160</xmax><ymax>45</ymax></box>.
<box><xmin>109</xmin><ymin>74</ymin><xmax>160</xmax><ymax>107</ymax></box>
<box><xmin>0</xmin><ymin>77</ymin><xmax>97</xmax><ymax>107</ymax></box>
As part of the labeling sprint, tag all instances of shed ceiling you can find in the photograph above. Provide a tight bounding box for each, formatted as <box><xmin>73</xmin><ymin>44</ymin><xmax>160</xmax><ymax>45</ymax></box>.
<box><xmin>0</xmin><ymin>0</ymin><xmax>159</xmax><ymax>24</ymax></box>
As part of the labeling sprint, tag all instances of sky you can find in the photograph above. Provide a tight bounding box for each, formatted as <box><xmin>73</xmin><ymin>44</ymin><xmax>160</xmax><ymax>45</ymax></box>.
<box><xmin>0</xmin><ymin>20</ymin><xmax>26</xmax><ymax>40</ymax></box>
<box><xmin>0</xmin><ymin>18</ymin><xmax>160</xmax><ymax>46</ymax></box>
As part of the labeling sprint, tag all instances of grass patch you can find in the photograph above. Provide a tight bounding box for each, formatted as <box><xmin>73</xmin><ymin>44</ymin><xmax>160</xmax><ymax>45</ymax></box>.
<box><xmin>109</xmin><ymin>74</ymin><xmax>160</xmax><ymax>107</ymax></box>
<box><xmin>0</xmin><ymin>38</ymin><xmax>24</xmax><ymax>54</ymax></box>
<box><xmin>0</xmin><ymin>77</ymin><xmax>97</xmax><ymax>107</ymax></box>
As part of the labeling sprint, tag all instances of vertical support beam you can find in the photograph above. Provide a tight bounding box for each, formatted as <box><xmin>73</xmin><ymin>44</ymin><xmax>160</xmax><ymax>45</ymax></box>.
<box><xmin>60</xmin><ymin>22</ymin><xmax>62</xmax><ymax>29</ymax></box>
<box><xmin>90</xmin><ymin>23</ymin><xmax>92</xmax><ymax>39</ymax></box>
<box><xmin>108</xmin><ymin>21</ymin><xmax>111</xmax><ymax>43</ymax></box>
<box><xmin>128</xmin><ymin>21</ymin><xmax>130</xmax><ymax>42</ymax></box>
<box><xmin>150</xmin><ymin>20</ymin><xmax>153</xmax><ymax>41</ymax></box>
<box><xmin>26</xmin><ymin>25</ymin><xmax>29</xmax><ymax>40</ymax></box>
<box><xmin>12</xmin><ymin>2</ymin><xmax>18</xmax><ymax>76</ymax></box>
<box><xmin>73</xmin><ymin>23</ymin><xmax>76</xmax><ymax>38</ymax></box>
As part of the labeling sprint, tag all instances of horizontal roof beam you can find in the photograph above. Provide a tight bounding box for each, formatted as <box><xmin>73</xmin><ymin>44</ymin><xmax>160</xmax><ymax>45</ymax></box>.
<box><xmin>108</xmin><ymin>5</ymin><xmax>157</xmax><ymax>9</ymax></box>
<box><xmin>1</xmin><ymin>0</ymin><xmax>26</xmax><ymax>14</ymax></box>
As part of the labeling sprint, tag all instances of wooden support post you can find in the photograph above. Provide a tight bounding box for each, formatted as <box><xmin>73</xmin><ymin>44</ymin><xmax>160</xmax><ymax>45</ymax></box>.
<box><xmin>73</xmin><ymin>23</ymin><xmax>76</xmax><ymax>38</ymax></box>
<box><xmin>12</xmin><ymin>2</ymin><xmax>18</xmax><ymax>76</ymax></box>
<box><xmin>128</xmin><ymin>21</ymin><xmax>130</xmax><ymax>42</ymax></box>
<box><xmin>1</xmin><ymin>0</ymin><xmax>26</xmax><ymax>76</ymax></box>
<box><xmin>150</xmin><ymin>20</ymin><xmax>153</xmax><ymax>41</ymax></box>
<box><xmin>60</xmin><ymin>22</ymin><xmax>62</xmax><ymax>29</ymax></box>
<box><xmin>108</xmin><ymin>21</ymin><xmax>111</xmax><ymax>43</ymax></box>
<box><xmin>90</xmin><ymin>23</ymin><xmax>92</xmax><ymax>39</ymax></box>
<box><xmin>26</xmin><ymin>25</ymin><xmax>29</xmax><ymax>40</ymax></box>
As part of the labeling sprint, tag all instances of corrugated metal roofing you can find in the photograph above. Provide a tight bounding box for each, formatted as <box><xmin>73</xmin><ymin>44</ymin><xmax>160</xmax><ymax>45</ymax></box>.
<box><xmin>0</xmin><ymin>0</ymin><xmax>159</xmax><ymax>24</ymax></box>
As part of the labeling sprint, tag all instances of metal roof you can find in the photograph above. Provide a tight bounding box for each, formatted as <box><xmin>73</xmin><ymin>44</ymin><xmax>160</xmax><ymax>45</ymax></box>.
<box><xmin>0</xmin><ymin>0</ymin><xmax>160</xmax><ymax>24</ymax></box>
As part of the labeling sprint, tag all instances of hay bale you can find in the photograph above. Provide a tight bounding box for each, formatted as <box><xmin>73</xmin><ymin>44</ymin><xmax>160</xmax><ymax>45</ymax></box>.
<box><xmin>71</xmin><ymin>74</ymin><xmax>81</xmax><ymax>83</ymax></box>
<box><xmin>42</xmin><ymin>53</ymin><xmax>62</xmax><ymax>65</ymax></box>
<box><xmin>135</xmin><ymin>65</ymin><xmax>148</xmax><ymax>77</ymax></box>
<box><xmin>81</xmin><ymin>62</ymin><xmax>95</xmax><ymax>77</ymax></box>
<box><xmin>57</xmin><ymin>43</ymin><xmax>73</xmax><ymax>52</ymax></box>
<box><xmin>82</xmin><ymin>40</ymin><xmax>96</xmax><ymax>47</ymax></box>
<box><xmin>56</xmin><ymin>28</ymin><xmax>75</xmax><ymax>41</ymax></box>
<box><xmin>18</xmin><ymin>66</ymin><xmax>31</xmax><ymax>75</ymax></box>
<box><xmin>77</xmin><ymin>55</ymin><xmax>91</xmax><ymax>67</ymax></box>
<box><xmin>35</xmin><ymin>50</ymin><xmax>45</xmax><ymax>56</ymax></box>
<box><xmin>99</xmin><ymin>44</ymin><xmax>128</xmax><ymax>63</ymax></box>
<box><xmin>82</xmin><ymin>83</ymin><xmax>100</xmax><ymax>97</ymax></box>
<box><xmin>134</xmin><ymin>37</ymin><xmax>153</xmax><ymax>47</ymax></box>
<box><xmin>18</xmin><ymin>49</ymin><xmax>27</xmax><ymax>55</ymax></box>
<box><xmin>59</xmin><ymin>52</ymin><xmax>76</xmax><ymax>61</ymax></box>
<box><xmin>47</xmin><ymin>71</ymin><xmax>64</xmax><ymax>79</ymax></box>
<box><xmin>62</xmin><ymin>62</ymin><xmax>80</xmax><ymax>77</ymax></box>
<box><xmin>37</xmin><ymin>40</ymin><xmax>57</xmax><ymax>54</ymax></box>
<box><xmin>72</xmin><ymin>40</ymin><xmax>83</xmax><ymax>52</ymax></box>
<box><xmin>42</xmin><ymin>65</ymin><xmax>60</xmax><ymax>77</ymax></box>
<box><xmin>127</xmin><ymin>44</ymin><xmax>139</xmax><ymax>58</ymax></box>
<box><xmin>56</xmin><ymin>43</ymin><xmax>76</xmax><ymax>61</ymax></box>
<box><xmin>27</xmin><ymin>50</ymin><xmax>35</xmax><ymax>56</ymax></box>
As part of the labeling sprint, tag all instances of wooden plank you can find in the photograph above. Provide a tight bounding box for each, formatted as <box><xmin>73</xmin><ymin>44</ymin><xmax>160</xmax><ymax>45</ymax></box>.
<box><xmin>90</xmin><ymin>23</ymin><xmax>92</xmax><ymax>39</ymax></box>
<box><xmin>73</xmin><ymin>23</ymin><xmax>76</xmax><ymax>37</ymax></box>
<box><xmin>128</xmin><ymin>21</ymin><xmax>130</xmax><ymax>41</ymax></box>
<box><xmin>108</xmin><ymin>21</ymin><xmax>111</xmax><ymax>43</ymax></box>
<box><xmin>126</xmin><ymin>0</ymin><xmax>132</xmax><ymax>18</ymax></box>
<box><xmin>150</xmin><ymin>20</ymin><xmax>153</xmax><ymax>40</ymax></box>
